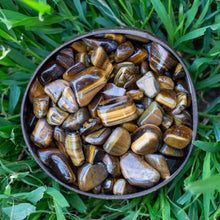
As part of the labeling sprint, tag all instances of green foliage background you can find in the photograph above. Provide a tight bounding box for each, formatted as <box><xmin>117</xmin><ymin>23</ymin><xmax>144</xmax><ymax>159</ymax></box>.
<box><xmin>0</xmin><ymin>0</ymin><xmax>220</xmax><ymax>219</ymax></box>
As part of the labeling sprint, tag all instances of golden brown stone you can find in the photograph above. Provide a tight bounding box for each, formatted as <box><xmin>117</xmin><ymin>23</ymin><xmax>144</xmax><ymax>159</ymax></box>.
<box><xmin>38</xmin><ymin>148</ymin><xmax>62</xmax><ymax>166</ymax></box>
<box><xmin>140</xmin><ymin>60</ymin><xmax>149</xmax><ymax>75</ymax></box>
<box><xmin>127</xmin><ymin>47</ymin><xmax>148</xmax><ymax>64</ymax></box>
<box><xmin>104</xmin><ymin>33</ymin><xmax>126</xmax><ymax>44</ymax></box>
<box><xmin>88</xmin><ymin>94</ymin><xmax>104</xmax><ymax>118</ymax></box>
<box><xmin>125</xmin><ymin>34</ymin><xmax>149</xmax><ymax>43</ymax></box>
<box><xmin>102</xmin><ymin>154</ymin><xmax>121</xmax><ymax>177</ymax></box>
<box><xmin>163</xmin><ymin>125</ymin><xmax>193</xmax><ymax>149</ymax></box>
<box><xmin>158</xmin><ymin>76</ymin><xmax>174</xmax><ymax>90</ymax></box>
<box><xmin>131</xmin><ymin>124</ymin><xmax>162</xmax><ymax>155</ymax></box>
<box><xmin>142</xmin><ymin>96</ymin><xmax>153</xmax><ymax>109</ymax></box>
<box><xmin>173</xmin><ymin>110</ymin><xmax>192</xmax><ymax>128</ymax></box>
<box><xmin>91</xmin><ymin>46</ymin><xmax>107</xmax><ymax>68</ymax></box>
<box><xmin>159</xmin><ymin>143</ymin><xmax>184</xmax><ymax>157</ymax></box>
<box><xmin>113</xmin><ymin>179</ymin><xmax>136</xmax><ymax>195</ymax></box>
<box><xmin>161</xmin><ymin>113</ymin><xmax>173</xmax><ymax>130</ymax></box>
<box><xmin>102</xmin><ymin>178</ymin><xmax>115</xmax><ymax>193</ymax></box>
<box><xmin>104</xmin><ymin>127</ymin><xmax>131</xmax><ymax>156</ymax></box>
<box><xmin>79</xmin><ymin>117</ymin><xmax>102</xmax><ymax>136</ymax></box>
<box><xmin>47</xmin><ymin>106</ymin><xmax>69</xmax><ymax>126</ymax></box>
<box><xmin>120</xmin><ymin>152</ymin><xmax>160</xmax><ymax>187</ymax></box>
<box><xmin>136</xmin><ymin>103</ymin><xmax>145</xmax><ymax>117</ymax></box>
<box><xmin>102</xmin><ymin>83</ymin><xmax>126</xmax><ymax>99</ymax></box>
<box><xmin>85</xmin><ymin>145</ymin><xmax>105</xmax><ymax>164</ymax></box>
<box><xmin>115</xmin><ymin>41</ymin><xmax>134</xmax><ymax>63</ymax></box>
<box><xmin>171</xmin><ymin>92</ymin><xmax>187</xmax><ymax>115</ymax></box>
<box><xmin>29</xmin><ymin>78</ymin><xmax>45</xmax><ymax>103</ymax></box>
<box><xmin>33</xmin><ymin>95</ymin><xmax>49</xmax><ymax>118</ymax></box>
<box><xmin>126</xmin><ymin>90</ymin><xmax>144</xmax><ymax>101</ymax></box>
<box><xmin>122</xmin><ymin>122</ymin><xmax>138</xmax><ymax>133</ymax></box>
<box><xmin>71</xmin><ymin>41</ymin><xmax>87</xmax><ymax>52</ymax></box>
<box><xmin>56</xmin><ymin>48</ymin><xmax>74</xmax><ymax>69</ymax></box>
<box><xmin>75</xmin><ymin>52</ymin><xmax>90</xmax><ymax>67</ymax></box>
<box><xmin>155</xmin><ymin>89</ymin><xmax>177</xmax><ymax>109</ymax></box>
<box><xmin>173</xmin><ymin>63</ymin><xmax>185</xmax><ymax>80</ymax></box>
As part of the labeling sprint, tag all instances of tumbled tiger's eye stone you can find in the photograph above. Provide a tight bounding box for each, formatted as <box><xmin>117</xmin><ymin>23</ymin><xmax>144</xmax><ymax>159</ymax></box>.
<box><xmin>38</xmin><ymin>148</ymin><xmax>62</xmax><ymax>166</ymax></box>
<box><xmin>63</xmin><ymin>62</ymin><xmax>86</xmax><ymax>81</ymax></box>
<box><xmin>57</xmin><ymin>87</ymin><xmax>79</xmax><ymax>113</ymax></box>
<box><xmin>70</xmin><ymin>67</ymin><xmax>107</xmax><ymax>107</ymax></box>
<box><xmin>62</xmin><ymin>107</ymin><xmax>89</xmax><ymax>131</ymax></box>
<box><xmin>56</xmin><ymin>48</ymin><xmax>74</xmax><ymax>69</ymax></box>
<box><xmin>120</xmin><ymin>152</ymin><xmax>160</xmax><ymax>187</ymax></box>
<box><xmin>140</xmin><ymin>60</ymin><xmax>149</xmax><ymax>75</ymax></box>
<box><xmin>40</xmin><ymin>63</ymin><xmax>65</xmax><ymax>85</ymax></box>
<box><xmin>101</xmin><ymin>58</ymin><xmax>114</xmax><ymax>79</ymax></box>
<box><xmin>85</xmin><ymin>145</ymin><xmax>105</xmax><ymax>164</ymax></box>
<box><xmin>125</xmin><ymin>34</ymin><xmax>149</xmax><ymax>43</ymax></box>
<box><xmin>114</xmin><ymin>65</ymin><xmax>137</xmax><ymax>88</ymax></box>
<box><xmin>31</xmin><ymin>118</ymin><xmax>53</xmax><ymax>148</ymax></box>
<box><xmin>155</xmin><ymin>90</ymin><xmax>177</xmax><ymax>109</ymax></box>
<box><xmin>102</xmin><ymin>83</ymin><xmax>126</xmax><ymax>99</ymax></box>
<box><xmin>93</xmin><ymin>185</ymin><xmax>102</xmax><ymax>194</ymax></box>
<box><xmin>159</xmin><ymin>143</ymin><xmax>184</xmax><ymax>157</ymax></box>
<box><xmin>131</xmin><ymin>124</ymin><xmax>162</xmax><ymax>155</ymax></box>
<box><xmin>48</xmin><ymin>154</ymin><xmax>76</xmax><ymax>183</ymax></box>
<box><xmin>136</xmin><ymin>71</ymin><xmax>160</xmax><ymax>98</ymax></box>
<box><xmin>136</xmin><ymin>103</ymin><xmax>145</xmax><ymax>117</ymax></box>
<box><xmin>142</xmin><ymin>96</ymin><xmax>153</xmax><ymax>109</ymax></box>
<box><xmin>122</xmin><ymin>122</ymin><xmax>138</xmax><ymax>133</ymax></box>
<box><xmin>29</xmin><ymin>78</ymin><xmax>44</xmax><ymax>103</ymax></box>
<box><xmin>113</xmin><ymin>178</ymin><xmax>136</xmax><ymax>195</ymax></box>
<box><xmin>126</xmin><ymin>90</ymin><xmax>144</xmax><ymax>101</ymax></box>
<box><xmin>175</xmin><ymin>80</ymin><xmax>189</xmax><ymax>94</ymax></box>
<box><xmin>150</xmin><ymin>42</ymin><xmax>178</xmax><ymax>74</ymax></box>
<box><xmin>78</xmin><ymin>162</ymin><xmax>108</xmax><ymax>191</ymax></box>
<box><xmin>158</xmin><ymin>76</ymin><xmax>174</xmax><ymax>90</ymax></box>
<box><xmin>115</xmin><ymin>41</ymin><xmax>134</xmax><ymax>63</ymax></box>
<box><xmin>113</xmin><ymin>61</ymin><xmax>134</xmax><ymax>74</ymax></box>
<box><xmin>97</xmin><ymin>96</ymin><xmax>137</xmax><ymax>127</ymax></box>
<box><xmin>88</xmin><ymin>94</ymin><xmax>104</xmax><ymax>117</ymax></box>
<box><xmin>144</xmin><ymin>154</ymin><xmax>170</xmax><ymax>180</ymax></box>
<box><xmin>44</xmin><ymin>79</ymin><xmax>69</xmax><ymax>103</ymax></box>
<box><xmin>102</xmin><ymin>154</ymin><xmax>121</xmax><ymax>177</ymax></box>
<box><xmin>71</xmin><ymin>41</ymin><xmax>87</xmax><ymax>52</ymax></box>
<box><xmin>161</xmin><ymin>113</ymin><xmax>173</xmax><ymax>130</ymax></box>
<box><xmin>173</xmin><ymin>110</ymin><xmax>192</xmax><ymax>128</ymax></box>
<box><xmin>102</xmin><ymin>178</ymin><xmax>115</xmax><ymax>193</ymax></box>
<box><xmin>173</xmin><ymin>63</ymin><xmax>185</xmax><ymax>80</ymax></box>
<box><xmin>163</xmin><ymin>125</ymin><xmax>193</xmax><ymax>149</ymax></box>
<box><xmin>138</xmin><ymin>101</ymin><xmax>164</xmax><ymax>126</ymax></box>
<box><xmin>171</xmin><ymin>92</ymin><xmax>187</xmax><ymax>115</ymax></box>
<box><xmin>127</xmin><ymin>47</ymin><xmax>148</xmax><ymax>64</ymax></box>
<box><xmin>54</xmin><ymin>126</ymin><xmax>68</xmax><ymax>157</ymax></box>
<box><xmin>91</xmin><ymin>46</ymin><xmax>107</xmax><ymax>68</ymax></box>
<box><xmin>83</xmin><ymin>38</ymin><xmax>118</xmax><ymax>53</ymax></box>
<box><xmin>85</xmin><ymin>127</ymin><xmax>111</xmax><ymax>145</ymax></box>
<box><xmin>65</xmin><ymin>132</ymin><xmax>85</xmax><ymax>166</ymax></box>
<box><xmin>104</xmin><ymin>33</ymin><xmax>126</xmax><ymax>43</ymax></box>
<box><xmin>27</xmin><ymin>113</ymin><xmax>38</xmax><ymax>130</ymax></box>
<box><xmin>33</xmin><ymin>95</ymin><xmax>49</xmax><ymax>118</ymax></box>
<box><xmin>75</xmin><ymin>52</ymin><xmax>90</xmax><ymax>67</ymax></box>
<box><xmin>79</xmin><ymin>118</ymin><xmax>102</xmax><ymax>136</ymax></box>
<box><xmin>104</xmin><ymin>127</ymin><xmax>131</xmax><ymax>156</ymax></box>
<box><xmin>47</xmin><ymin>106</ymin><xmax>69</xmax><ymax>126</ymax></box>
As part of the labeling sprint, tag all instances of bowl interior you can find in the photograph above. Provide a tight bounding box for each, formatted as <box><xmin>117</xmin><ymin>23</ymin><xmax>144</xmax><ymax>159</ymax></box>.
<box><xmin>21</xmin><ymin>28</ymin><xmax>198</xmax><ymax>200</ymax></box>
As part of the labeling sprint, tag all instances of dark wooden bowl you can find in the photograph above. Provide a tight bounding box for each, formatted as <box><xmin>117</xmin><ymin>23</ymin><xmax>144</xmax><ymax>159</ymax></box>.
<box><xmin>21</xmin><ymin>28</ymin><xmax>198</xmax><ymax>200</ymax></box>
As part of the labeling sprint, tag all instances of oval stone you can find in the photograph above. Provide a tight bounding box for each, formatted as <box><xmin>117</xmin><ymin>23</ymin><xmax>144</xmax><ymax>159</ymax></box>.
<box><xmin>115</xmin><ymin>41</ymin><xmax>134</xmax><ymax>63</ymax></box>
<box><xmin>120</xmin><ymin>152</ymin><xmax>160</xmax><ymax>187</ymax></box>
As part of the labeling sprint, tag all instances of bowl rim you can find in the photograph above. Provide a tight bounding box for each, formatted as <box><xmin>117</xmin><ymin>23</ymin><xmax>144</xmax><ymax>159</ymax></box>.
<box><xmin>21</xmin><ymin>27</ymin><xmax>198</xmax><ymax>200</ymax></box>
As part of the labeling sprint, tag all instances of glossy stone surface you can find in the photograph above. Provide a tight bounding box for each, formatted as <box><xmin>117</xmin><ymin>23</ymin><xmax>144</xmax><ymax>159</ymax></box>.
<box><xmin>101</xmin><ymin>58</ymin><xmax>114</xmax><ymax>79</ymax></box>
<box><xmin>171</xmin><ymin>92</ymin><xmax>187</xmax><ymax>115</ymax></box>
<box><xmin>158</xmin><ymin>76</ymin><xmax>174</xmax><ymax>90</ymax></box>
<box><xmin>122</xmin><ymin>122</ymin><xmax>138</xmax><ymax>133</ymax></box>
<box><xmin>155</xmin><ymin>90</ymin><xmax>177</xmax><ymax>109</ymax></box>
<box><xmin>29</xmin><ymin>78</ymin><xmax>44</xmax><ymax>103</ymax></box>
<box><xmin>85</xmin><ymin>145</ymin><xmax>105</xmax><ymax>164</ymax></box>
<box><xmin>140</xmin><ymin>60</ymin><xmax>149</xmax><ymax>75</ymax></box>
<box><xmin>63</xmin><ymin>62</ymin><xmax>85</xmax><ymax>81</ymax></box>
<box><xmin>70</xmin><ymin>67</ymin><xmax>107</xmax><ymax>107</ymax></box>
<box><xmin>102</xmin><ymin>83</ymin><xmax>126</xmax><ymax>99</ymax></box>
<box><xmin>75</xmin><ymin>52</ymin><xmax>90</xmax><ymax>67</ymax></box>
<box><xmin>136</xmin><ymin>71</ymin><xmax>160</xmax><ymax>98</ymax></box>
<box><xmin>135</xmin><ymin>103</ymin><xmax>145</xmax><ymax>117</ymax></box>
<box><xmin>131</xmin><ymin>124</ymin><xmax>162</xmax><ymax>155</ymax></box>
<box><xmin>173</xmin><ymin>63</ymin><xmax>185</xmax><ymax>80</ymax></box>
<box><xmin>57</xmin><ymin>87</ymin><xmax>79</xmax><ymax>113</ymax></box>
<box><xmin>56</xmin><ymin>48</ymin><xmax>74</xmax><ymax>69</ymax></box>
<box><xmin>85</xmin><ymin>127</ymin><xmax>111</xmax><ymax>145</ymax></box>
<box><xmin>71</xmin><ymin>41</ymin><xmax>87</xmax><ymax>52</ymax></box>
<box><xmin>47</xmin><ymin>106</ymin><xmax>69</xmax><ymax>126</ymax></box>
<box><xmin>138</xmin><ymin>101</ymin><xmax>163</xmax><ymax>126</ymax></box>
<box><xmin>33</xmin><ymin>95</ymin><xmax>49</xmax><ymax>118</ymax></box>
<box><xmin>144</xmin><ymin>154</ymin><xmax>170</xmax><ymax>180</ymax></box>
<box><xmin>126</xmin><ymin>90</ymin><xmax>144</xmax><ymax>101</ymax></box>
<box><xmin>175</xmin><ymin>80</ymin><xmax>189</xmax><ymax>94</ymax></box>
<box><xmin>97</xmin><ymin>96</ymin><xmax>137</xmax><ymax>127</ymax></box>
<box><xmin>173</xmin><ymin>110</ymin><xmax>192</xmax><ymax>128</ymax></box>
<box><xmin>142</xmin><ymin>96</ymin><xmax>153</xmax><ymax>109</ymax></box>
<box><xmin>78</xmin><ymin>162</ymin><xmax>108</xmax><ymax>191</ymax></box>
<box><xmin>48</xmin><ymin>154</ymin><xmax>76</xmax><ymax>183</ymax></box>
<box><xmin>159</xmin><ymin>143</ymin><xmax>184</xmax><ymax>157</ymax></box>
<box><xmin>92</xmin><ymin>185</ymin><xmax>102</xmax><ymax>194</ymax></box>
<box><xmin>91</xmin><ymin>46</ymin><xmax>107</xmax><ymax>68</ymax></box>
<box><xmin>40</xmin><ymin>63</ymin><xmax>65</xmax><ymax>85</ymax></box>
<box><xmin>127</xmin><ymin>47</ymin><xmax>148</xmax><ymax>64</ymax></box>
<box><xmin>161</xmin><ymin>113</ymin><xmax>173</xmax><ymax>130</ymax></box>
<box><xmin>79</xmin><ymin>117</ymin><xmax>102</xmax><ymax>136</ymax></box>
<box><xmin>38</xmin><ymin>148</ymin><xmax>62</xmax><ymax>166</ymax></box>
<box><xmin>44</xmin><ymin>79</ymin><xmax>69</xmax><ymax>103</ymax></box>
<box><xmin>120</xmin><ymin>152</ymin><xmax>160</xmax><ymax>187</ymax></box>
<box><xmin>150</xmin><ymin>42</ymin><xmax>178</xmax><ymax>74</ymax></box>
<box><xmin>102</xmin><ymin>154</ymin><xmax>121</xmax><ymax>177</ymax></box>
<box><xmin>104</xmin><ymin>127</ymin><xmax>131</xmax><ymax>156</ymax></box>
<box><xmin>102</xmin><ymin>178</ymin><xmax>115</xmax><ymax>193</ymax></box>
<box><xmin>163</xmin><ymin>125</ymin><xmax>193</xmax><ymax>149</ymax></box>
<box><xmin>27</xmin><ymin>112</ymin><xmax>37</xmax><ymax>130</ymax></box>
<box><xmin>83</xmin><ymin>38</ymin><xmax>118</xmax><ymax>53</ymax></box>
<box><xmin>103</xmin><ymin>33</ymin><xmax>126</xmax><ymax>43</ymax></box>
<box><xmin>113</xmin><ymin>179</ymin><xmax>136</xmax><ymax>195</ymax></box>
<box><xmin>65</xmin><ymin>132</ymin><xmax>85</xmax><ymax>166</ymax></box>
<box><xmin>88</xmin><ymin>94</ymin><xmax>104</xmax><ymax>118</ymax></box>
<box><xmin>115</xmin><ymin>41</ymin><xmax>134</xmax><ymax>62</ymax></box>
<box><xmin>62</xmin><ymin>108</ymin><xmax>89</xmax><ymax>131</ymax></box>
<box><xmin>31</xmin><ymin>118</ymin><xmax>53</xmax><ymax>148</ymax></box>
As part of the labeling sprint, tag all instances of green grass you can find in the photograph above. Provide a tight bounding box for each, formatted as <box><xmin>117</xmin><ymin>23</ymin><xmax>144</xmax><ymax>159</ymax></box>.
<box><xmin>0</xmin><ymin>0</ymin><xmax>220</xmax><ymax>219</ymax></box>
